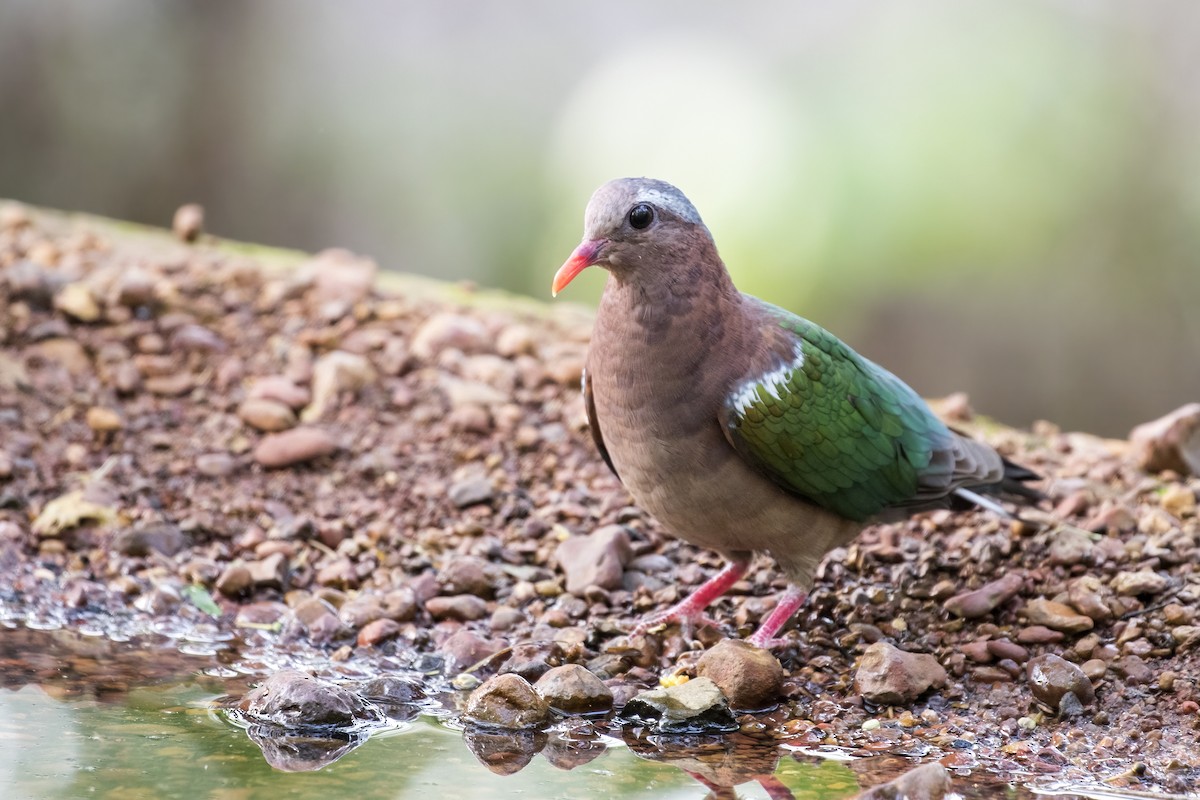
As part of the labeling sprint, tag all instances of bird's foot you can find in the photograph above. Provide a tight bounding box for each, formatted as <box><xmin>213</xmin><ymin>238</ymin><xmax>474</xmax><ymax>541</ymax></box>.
<box><xmin>633</xmin><ymin>558</ymin><xmax>750</xmax><ymax>640</ymax></box>
<box><xmin>745</xmin><ymin>586</ymin><xmax>808</xmax><ymax>650</ymax></box>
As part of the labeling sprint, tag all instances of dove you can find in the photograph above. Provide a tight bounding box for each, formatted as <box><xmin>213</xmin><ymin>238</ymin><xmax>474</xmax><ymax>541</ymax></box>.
<box><xmin>553</xmin><ymin>177</ymin><xmax>1038</xmax><ymax>648</ymax></box>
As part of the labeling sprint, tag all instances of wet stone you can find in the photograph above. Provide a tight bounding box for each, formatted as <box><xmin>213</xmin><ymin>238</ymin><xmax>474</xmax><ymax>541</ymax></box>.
<box><xmin>356</xmin><ymin>618</ymin><xmax>402</xmax><ymax>647</ymax></box>
<box><xmin>215</xmin><ymin>562</ymin><xmax>253</xmax><ymax>597</ymax></box>
<box><xmin>500</xmin><ymin>641</ymin><xmax>564</xmax><ymax>682</ymax></box>
<box><xmin>620</xmin><ymin>677</ymin><xmax>739</xmax><ymax>734</ymax></box>
<box><xmin>238</xmin><ymin>669</ymin><xmax>383</xmax><ymax>728</ymax></box>
<box><xmin>110</xmin><ymin>522</ymin><xmax>187</xmax><ymax>557</ymax></box>
<box><xmin>858</xmin><ymin>761</ymin><xmax>950</xmax><ymax>800</ymax></box>
<box><xmin>1027</xmin><ymin>653</ymin><xmax>1096</xmax><ymax>713</ymax></box>
<box><xmin>855</xmin><ymin>642</ymin><xmax>948</xmax><ymax>706</ymax></box>
<box><xmin>534</xmin><ymin>664</ymin><xmax>614</xmax><ymax>715</ymax></box>
<box><xmin>695</xmin><ymin>639</ymin><xmax>785</xmax><ymax>710</ymax></box>
<box><xmin>464</xmin><ymin>673</ymin><xmax>551</xmax><ymax>731</ymax></box>
<box><xmin>440</xmin><ymin>629</ymin><xmax>504</xmax><ymax>674</ymax></box>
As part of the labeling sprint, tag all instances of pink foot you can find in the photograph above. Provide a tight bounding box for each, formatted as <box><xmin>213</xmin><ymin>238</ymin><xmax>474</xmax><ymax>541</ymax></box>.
<box><xmin>745</xmin><ymin>586</ymin><xmax>808</xmax><ymax>649</ymax></box>
<box><xmin>634</xmin><ymin>559</ymin><xmax>749</xmax><ymax>639</ymax></box>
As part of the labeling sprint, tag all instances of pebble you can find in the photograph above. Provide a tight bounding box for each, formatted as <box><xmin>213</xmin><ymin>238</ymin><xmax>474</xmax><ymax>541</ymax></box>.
<box><xmin>302</xmin><ymin>350</ymin><xmax>376</xmax><ymax>422</ymax></box>
<box><xmin>246</xmin><ymin>552</ymin><xmax>288</xmax><ymax>590</ymax></box>
<box><xmin>253</xmin><ymin>427</ymin><xmax>338</xmax><ymax>468</ymax></box>
<box><xmin>196</xmin><ymin>453</ymin><xmax>237</xmax><ymax>477</ymax></box>
<box><xmin>1112</xmin><ymin>569</ymin><xmax>1169</xmax><ymax>597</ymax></box>
<box><xmin>500</xmin><ymin>641</ymin><xmax>564</xmax><ymax>682</ymax></box>
<box><xmin>1027</xmin><ymin>653</ymin><xmax>1096</xmax><ymax>713</ymax></box>
<box><xmin>534</xmin><ymin>664</ymin><xmax>613</xmax><ymax>715</ymax></box>
<box><xmin>238</xmin><ymin>398</ymin><xmax>297</xmax><ymax>432</ymax></box>
<box><xmin>1129</xmin><ymin>403</ymin><xmax>1200</xmax><ymax>476</ymax></box>
<box><xmin>695</xmin><ymin>639</ymin><xmax>785</xmax><ymax>710</ymax></box>
<box><xmin>463</xmin><ymin>674</ymin><xmax>550</xmax><ymax>730</ymax></box>
<box><xmin>247</xmin><ymin>376</ymin><xmax>311</xmax><ymax>410</ymax></box>
<box><xmin>440</xmin><ymin>630</ymin><xmax>504</xmax><ymax>674</ymax></box>
<box><xmin>942</xmin><ymin>572</ymin><xmax>1023</xmax><ymax>619</ymax></box>
<box><xmin>858</xmin><ymin>762</ymin><xmax>950</xmax><ymax>800</ymax></box>
<box><xmin>110</xmin><ymin>522</ymin><xmax>187</xmax><ymax>557</ymax></box>
<box><xmin>855</xmin><ymin>642</ymin><xmax>948</xmax><ymax>705</ymax></box>
<box><xmin>411</xmin><ymin>312</ymin><xmax>490</xmax><ymax>360</ymax></box>
<box><xmin>439</xmin><ymin>556</ymin><xmax>497</xmax><ymax>598</ymax></box>
<box><xmin>173</xmin><ymin>203</ymin><xmax>205</xmax><ymax>242</ymax></box>
<box><xmin>426</xmin><ymin>594</ymin><xmax>488</xmax><ymax>622</ymax></box>
<box><xmin>620</xmin><ymin>678</ymin><xmax>739</xmax><ymax>734</ymax></box>
<box><xmin>1067</xmin><ymin>575</ymin><xmax>1114</xmax><ymax>622</ymax></box>
<box><xmin>448</xmin><ymin>474</ymin><xmax>494</xmax><ymax>508</ymax></box>
<box><xmin>1047</xmin><ymin>526</ymin><xmax>1095</xmax><ymax>566</ymax></box>
<box><xmin>554</xmin><ymin>525</ymin><xmax>633</xmax><ymax>594</ymax></box>
<box><xmin>85</xmin><ymin>406</ymin><xmax>123</xmax><ymax>433</ymax></box>
<box><xmin>238</xmin><ymin>669</ymin><xmax>382</xmax><ymax>728</ymax></box>
<box><xmin>356</xmin><ymin>618</ymin><xmax>402</xmax><ymax>647</ymax></box>
<box><xmin>215</xmin><ymin>562</ymin><xmax>253</xmax><ymax>597</ymax></box>
<box><xmin>54</xmin><ymin>282</ymin><xmax>101</xmax><ymax>322</ymax></box>
<box><xmin>1021</xmin><ymin>598</ymin><xmax>1094</xmax><ymax>633</ymax></box>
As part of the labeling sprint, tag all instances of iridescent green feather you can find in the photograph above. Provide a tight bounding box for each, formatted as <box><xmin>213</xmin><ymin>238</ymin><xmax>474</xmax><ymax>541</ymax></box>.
<box><xmin>722</xmin><ymin>297</ymin><xmax>955</xmax><ymax>522</ymax></box>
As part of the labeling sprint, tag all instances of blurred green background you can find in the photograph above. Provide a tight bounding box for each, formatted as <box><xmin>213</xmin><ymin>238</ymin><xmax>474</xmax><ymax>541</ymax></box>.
<box><xmin>2</xmin><ymin>0</ymin><xmax>1197</xmax><ymax>436</ymax></box>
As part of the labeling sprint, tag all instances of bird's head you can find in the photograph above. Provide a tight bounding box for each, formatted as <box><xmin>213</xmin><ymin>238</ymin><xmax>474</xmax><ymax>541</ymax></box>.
<box><xmin>552</xmin><ymin>178</ymin><xmax>714</xmax><ymax>296</ymax></box>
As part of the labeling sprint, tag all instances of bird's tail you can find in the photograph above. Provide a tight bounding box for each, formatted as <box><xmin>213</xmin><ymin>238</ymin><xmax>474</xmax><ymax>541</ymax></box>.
<box><xmin>953</xmin><ymin>457</ymin><xmax>1044</xmax><ymax>519</ymax></box>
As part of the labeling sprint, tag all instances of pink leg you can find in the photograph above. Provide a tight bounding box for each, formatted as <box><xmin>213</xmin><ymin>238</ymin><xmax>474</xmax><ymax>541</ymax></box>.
<box><xmin>746</xmin><ymin>585</ymin><xmax>808</xmax><ymax>649</ymax></box>
<box><xmin>634</xmin><ymin>559</ymin><xmax>749</xmax><ymax>638</ymax></box>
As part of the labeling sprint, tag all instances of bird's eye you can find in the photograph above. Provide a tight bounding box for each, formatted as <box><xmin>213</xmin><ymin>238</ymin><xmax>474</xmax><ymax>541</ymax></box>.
<box><xmin>628</xmin><ymin>203</ymin><xmax>654</xmax><ymax>230</ymax></box>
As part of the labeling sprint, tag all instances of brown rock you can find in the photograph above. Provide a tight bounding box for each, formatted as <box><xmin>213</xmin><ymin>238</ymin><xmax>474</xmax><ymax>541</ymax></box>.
<box><xmin>301</xmin><ymin>350</ymin><xmax>377</xmax><ymax>422</ymax></box>
<box><xmin>534</xmin><ymin>664</ymin><xmax>614</xmax><ymax>715</ymax></box>
<box><xmin>1129</xmin><ymin>403</ymin><xmax>1200</xmax><ymax>476</ymax></box>
<box><xmin>196</xmin><ymin>452</ymin><xmax>237</xmax><ymax>477</ymax></box>
<box><xmin>1027</xmin><ymin>653</ymin><xmax>1095</xmax><ymax>714</ymax></box>
<box><xmin>1047</xmin><ymin>526</ymin><xmax>1095</xmax><ymax>566</ymax></box>
<box><xmin>144</xmin><ymin>373</ymin><xmax>194</xmax><ymax>396</ymax></box>
<box><xmin>855</xmin><ymin>642</ymin><xmax>948</xmax><ymax>705</ymax></box>
<box><xmin>173</xmin><ymin>203</ymin><xmax>205</xmax><ymax>242</ymax></box>
<box><xmin>439</xmin><ymin>555</ymin><xmax>497</xmax><ymax>598</ymax></box>
<box><xmin>291</xmin><ymin>597</ymin><xmax>345</xmax><ymax>644</ymax></box>
<box><xmin>500</xmin><ymin>641</ymin><xmax>565</xmax><ymax>682</ymax></box>
<box><xmin>248</xmin><ymin>376</ymin><xmax>311</xmax><ymax>410</ymax></box>
<box><xmin>254</xmin><ymin>427</ymin><xmax>338</xmax><ymax>468</ymax></box>
<box><xmin>85</xmin><ymin>406</ymin><xmax>123</xmax><ymax>433</ymax></box>
<box><xmin>1067</xmin><ymin>575</ymin><xmax>1115</xmax><ymax>622</ymax></box>
<box><xmin>54</xmin><ymin>282</ymin><xmax>101</xmax><ymax>321</ymax></box>
<box><xmin>411</xmin><ymin>312</ymin><xmax>490</xmax><ymax>360</ymax></box>
<box><xmin>942</xmin><ymin>572</ymin><xmax>1023</xmax><ymax>619</ymax></box>
<box><xmin>111</xmin><ymin>522</ymin><xmax>187</xmax><ymax>557</ymax></box>
<box><xmin>246</xmin><ymin>552</ymin><xmax>288</xmax><ymax>590</ymax></box>
<box><xmin>1021</xmin><ymin>598</ymin><xmax>1094</xmax><ymax>633</ymax></box>
<box><xmin>441</xmin><ymin>630</ymin><xmax>505</xmax><ymax>674</ymax></box>
<box><xmin>426</xmin><ymin>594</ymin><xmax>489</xmax><ymax>622</ymax></box>
<box><xmin>858</xmin><ymin>762</ymin><xmax>950</xmax><ymax>800</ymax></box>
<box><xmin>555</xmin><ymin>525</ymin><xmax>633</xmax><ymax>594</ymax></box>
<box><xmin>215</xmin><ymin>562</ymin><xmax>253</xmax><ymax>597</ymax></box>
<box><xmin>464</xmin><ymin>674</ymin><xmax>551</xmax><ymax>730</ymax></box>
<box><xmin>238</xmin><ymin>398</ymin><xmax>297</xmax><ymax>432</ymax></box>
<box><xmin>357</xmin><ymin>618</ymin><xmax>402</xmax><ymax>647</ymax></box>
<box><xmin>695</xmin><ymin>639</ymin><xmax>785</xmax><ymax>710</ymax></box>
<box><xmin>239</xmin><ymin>669</ymin><xmax>382</xmax><ymax>728</ymax></box>
<box><xmin>1112</xmin><ymin>569</ymin><xmax>1169</xmax><ymax>596</ymax></box>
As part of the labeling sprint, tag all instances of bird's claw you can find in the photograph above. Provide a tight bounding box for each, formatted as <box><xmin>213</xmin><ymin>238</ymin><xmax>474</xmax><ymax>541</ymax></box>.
<box><xmin>633</xmin><ymin>608</ymin><xmax>723</xmax><ymax>641</ymax></box>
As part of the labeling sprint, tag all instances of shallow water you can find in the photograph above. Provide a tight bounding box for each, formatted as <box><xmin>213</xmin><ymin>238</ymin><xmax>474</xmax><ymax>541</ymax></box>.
<box><xmin>0</xmin><ymin>626</ymin><xmax>1183</xmax><ymax>800</ymax></box>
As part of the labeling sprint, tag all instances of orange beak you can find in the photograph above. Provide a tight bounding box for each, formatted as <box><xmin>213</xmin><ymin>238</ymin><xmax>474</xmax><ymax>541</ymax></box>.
<box><xmin>552</xmin><ymin>239</ymin><xmax>606</xmax><ymax>297</ymax></box>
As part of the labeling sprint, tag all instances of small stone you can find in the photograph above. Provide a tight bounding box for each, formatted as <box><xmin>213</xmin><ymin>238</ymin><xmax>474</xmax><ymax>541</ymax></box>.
<box><xmin>943</xmin><ymin>572</ymin><xmax>1023</xmax><ymax>619</ymax></box>
<box><xmin>1047</xmin><ymin>527</ymin><xmax>1095</xmax><ymax>566</ymax></box>
<box><xmin>1081</xmin><ymin>659</ymin><xmax>1108</xmax><ymax>681</ymax></box>
<box><xmin>196</xmin><ymin>453</ymin><xmax>237</xmax><ymax>477</ymax></box>
<box><xmin>215</xmin><ymin>563</ymin><xmax>253</xmax><ymax>597</ymax></box>
<box><xmin>246</xmin><ymin>552</ymin><xmax>288</xmax><ymax>590</ymax></box>
<box><xmin>291</xmin><ymin>597</ymin><xmax>345</xmax><ymax>643</ymax></box>
<box><xmin>496</xmin><ymin>324</ymin><xmax>536</xmax><ymax>358</ymax></box>
<box><xmin>301</xmin><ymin>350</ymin><xmax>377</xmax><ymax>422</ymax></box>
<box><xmin>1027</xmin><ymin>653</ymin><xmax>1095</xmax><ymax>712</ymax></box>
<box><xmin>173</xmin><ymin>203</ymin><xmax>205</xmax><ymax>242</ymax></box>
<box><xmin>238</xmin><ymin>398</ymin><xmax>298</xmax><ymax>432</ymax></box>
<box><xmin>54</xmin><ymin>283</ymin><xmax>102</xmax><ymax>322</ymax></box>
<box><xmin>144</xmin><ymin>373</ymin><xmax>194</xmax><ymax>396</ymax></box>
<box><xmin>986</xmin><ymin>639</ymin><xmax>1029</xmax><ymax>663</ymax></box>
<box><xmin>441</xmin><ymin>630</ymin><xmax>505</xmax><ymax>674</ymax></box>
<box><xmin>1016</xmin><ymin>625</ymin><xmax>1065</xmax><ymax>644</ymax></box>
<box><xmin>695</xmin><ymin>639</ymin><xmax>785</xmax><ymax>710</ymax></box>
<box><xmin>1112</xmin><ymin>569</ymin><xmax>1169</xmax><ymax>597</ymax></box>
<box><xmin>961</xmin><ymin>641</ymin><xmax>993</xmax><ymax>664</ymax></box>
<box><xmin>248</xmin><ymin>376</ymin><xmax>311</xmax><ymax>410</ymax></box>
<box><xmin>1129</xmin><ymin>403</ymin><xmax>1200</xmax><ymax>476</ymax></box>
<box><xmin>1067</xmin><ymin>575</ymin><xmax>1115</xmax><ymax>622</ymax></box>
<box><xmin>1171</xmin><ymin>626</ymin><xmax>1200</xmax><ymax>653</ymax></box>
<box><xmin>1021</xmin><ymin>598</ymin><xmax>1094</xmax><ymax>633</ymax></box>
<box><xmin>254</xmin><ymin>427</ymin><xmax>338</xmax><ymax>468</ymax></box>
<box><xmin>858</xmin><ymin>762</ymin><xmax>950</xmax><ymax>800</ymax></box>
<box><xmin>85</xmin><ymin>407</ymin><xmax>123</xmax><ymax>433</ymax></box>
<box><xmin>534</xmin><ymin>665</ymin><xmax>614</xmax><ymax>715</ymax></box>
<box><xmin>620</xmin><ymin>678</ymin><xmax>739</xmax><ymax>734</ymax></box>
<box><xmin>238</xmin><ymin>669</ymin><xmax>382</xmax><ymax>728</ymax></box>
<box><xmin>304</xmin><ymin>249</ymin><xmax>377</xmax><ymax>320</ymax></box>
<box><xmin>426</xmin><ymin>594</ymin><xmax>489</xmax><ymax>622</ymax></box>
<box><xmin>1113</xmin><ymin>655</ymin><xmax>1153</xmax><ymax>685</ymax></box>
<box><xmin>555</xmin><ymin>525</ymin><xmax>633</xmax><ymax>594</ymax></box>
<box><xmin>357</xmin><ymin>618</ymin><xmax>402</xmax><ymax>647</ymax></box>
<box><xmin>411</xmin><ymin>312</ymin><xmax>490</xmax><ymax>360</ymax></box>
<box><xmin>111</xmin><ymin>522</ymin><xmax>187</xmax><ymax>557</ymax></box>
<box><xmin>855</xmin><ymin>642</ymin><xmax>948</xmax><ymax>705</ymax></box>
<box><xmin>439</xmin><ymin>556</ymin><xmax>497</xmax><ymax>598</ymax></box>
<box><xmin>464</xmin><ymin>674</ymin><xmax>551</xmax><ymax>730</ymax></box>
<box><xmin>500</xmin><ymin>642</ymin><xmax>565</xmax><ymax>682</ymax></box>
<box><xmin>448</xmin><ymin>475</ymin><xmax>495</xmax><ymax>508</ymax></box>
<box><xmin>1161</xmin><ymin>484</ymin><xmax>1197</xmax><ymax>518</ymax></box>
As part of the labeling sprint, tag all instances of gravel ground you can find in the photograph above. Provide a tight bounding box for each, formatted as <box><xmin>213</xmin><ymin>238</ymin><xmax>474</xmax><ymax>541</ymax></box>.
<box><xmin>1</xmin><ymin>201</ymin><xmax>1198</xmax><ymax>796</ymax></box>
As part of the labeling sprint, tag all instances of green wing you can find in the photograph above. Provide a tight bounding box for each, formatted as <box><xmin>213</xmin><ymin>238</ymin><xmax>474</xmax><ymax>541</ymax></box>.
<box><xmin>721</xmin><ymin>297</ymin><xmax>963</xmax><ymax>522</ymax></box>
